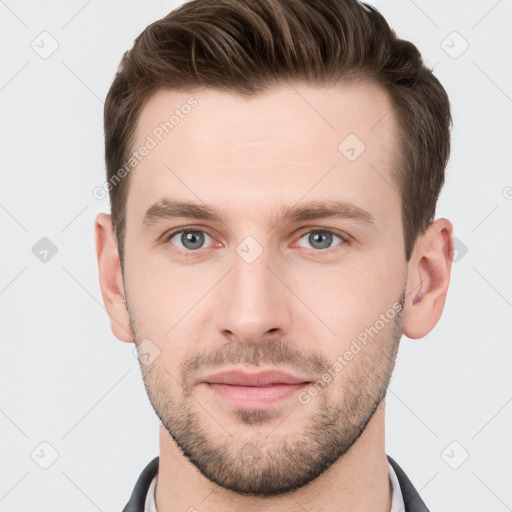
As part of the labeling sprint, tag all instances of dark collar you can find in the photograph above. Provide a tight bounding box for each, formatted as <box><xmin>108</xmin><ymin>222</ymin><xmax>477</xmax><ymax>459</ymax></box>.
<box><xmin>123</xmin><ymin>455</ymin><xmax>429</xmax><ymax>512</ymax></box>
<box><xmin>387</xmin><ymin>455</ymin><xmax>430</xmax><ymax>512</ymax></box>
<box><xmin>122</xmin><ymin>456</ymin><xmax>158</xmax><ymax>512</ymax></box>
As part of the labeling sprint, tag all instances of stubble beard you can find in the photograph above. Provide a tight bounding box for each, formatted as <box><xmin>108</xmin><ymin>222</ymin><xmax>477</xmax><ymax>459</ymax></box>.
<box><xmin>130</xmin><ymin>291</ymin><xmax>404</xmax><ymax>496</ymax></box>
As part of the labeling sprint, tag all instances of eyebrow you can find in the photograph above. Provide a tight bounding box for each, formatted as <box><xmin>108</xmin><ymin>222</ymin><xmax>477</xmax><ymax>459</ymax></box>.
<box><xmin>140</xmin><ymin>198</ymin><xmax>375</xmax><ymax>229</ymax></box>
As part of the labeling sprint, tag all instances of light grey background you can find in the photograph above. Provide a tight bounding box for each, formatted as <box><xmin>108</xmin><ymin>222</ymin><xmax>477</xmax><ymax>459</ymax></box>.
<box><xmin>1</xmin><ymin>0</ymin><xmax>511</xmax><ymax>511</ymax></box>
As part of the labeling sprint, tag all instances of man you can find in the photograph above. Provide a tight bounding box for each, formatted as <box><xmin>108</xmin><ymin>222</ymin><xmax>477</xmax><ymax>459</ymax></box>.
<box><xmin>95</xmin><ymin>0</ymin><xmax>454</xmax><ymax>510</ymax></box>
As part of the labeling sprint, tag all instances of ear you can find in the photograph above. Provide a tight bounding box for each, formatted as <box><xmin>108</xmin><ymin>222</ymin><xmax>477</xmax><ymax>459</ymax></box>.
<box><xmin>94</xmin><ymin>213</ymin><xmax>134</xmax><ymax>343</ymax></box>
<box><xmin>402</xmin><ymin>218</ymin><xmax>454</xmax><ymax>339</ymax></box>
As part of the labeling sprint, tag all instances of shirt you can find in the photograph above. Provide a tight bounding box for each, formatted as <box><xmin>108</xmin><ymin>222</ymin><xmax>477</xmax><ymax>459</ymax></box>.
<box><xmin>144</xmin><ymin>462</ymin><xmax>406</xmax><ymax>511</ymax></box>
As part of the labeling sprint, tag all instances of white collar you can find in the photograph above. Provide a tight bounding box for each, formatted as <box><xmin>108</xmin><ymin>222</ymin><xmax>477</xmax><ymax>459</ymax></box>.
<box><xmin>388</xmin><ymin>461</ymin><xmax>406</xmax><ymax>512</ymax></box>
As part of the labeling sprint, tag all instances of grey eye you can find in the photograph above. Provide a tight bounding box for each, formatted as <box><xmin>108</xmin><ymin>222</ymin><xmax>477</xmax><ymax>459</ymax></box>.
<box><xmin>169</xmin><ymin>230</ymin><xmax>212</xmax><ymax>251</ymax></box>
<box><xmin>297</xmin><ymin>230</ymin><xmax>343</xmax><ymax>250</ymax></box>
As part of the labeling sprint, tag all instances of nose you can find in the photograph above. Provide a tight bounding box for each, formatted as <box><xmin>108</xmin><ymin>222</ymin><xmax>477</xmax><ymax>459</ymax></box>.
<box><xmin>215</xmin><ymin>244</ymin><xmax>292</xmax><ymax>344</ymax></box>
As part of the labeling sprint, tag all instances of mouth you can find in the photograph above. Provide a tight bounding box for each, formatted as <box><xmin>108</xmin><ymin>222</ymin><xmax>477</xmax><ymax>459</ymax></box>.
<box><xmin>200</xmin><ymin>369</ymin><xmax>312</xmax><ymax>409</ymax></box>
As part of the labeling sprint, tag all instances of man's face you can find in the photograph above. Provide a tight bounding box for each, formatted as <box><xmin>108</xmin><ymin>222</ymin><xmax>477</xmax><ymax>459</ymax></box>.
<box><xmin>123</xmin><ymin>83</ymin><xmax>407</xmax><ymax>496</ymax></box>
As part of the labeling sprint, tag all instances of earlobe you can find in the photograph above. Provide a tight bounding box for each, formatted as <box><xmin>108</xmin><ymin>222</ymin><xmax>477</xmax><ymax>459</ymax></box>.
<box><xmin>403</xmin><ymin>218</ymin><xmax>454</xmax><ymax>339</ymax></box>
<box><xmin>94</xmin><ymin>213</ymin><xmax>134</xmax><ymax>343</ymax></box>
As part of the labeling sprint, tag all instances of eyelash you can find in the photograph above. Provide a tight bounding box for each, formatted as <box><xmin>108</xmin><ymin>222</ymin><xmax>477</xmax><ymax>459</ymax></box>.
<box><xmin>162</xmin><ymin>226</ymin><xmax>349</xmax><ymax>256</ymax></box>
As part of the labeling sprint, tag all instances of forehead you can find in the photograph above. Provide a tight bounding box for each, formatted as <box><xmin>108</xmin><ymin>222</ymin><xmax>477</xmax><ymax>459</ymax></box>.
<box><xmin>126</xmin><ymin>82</ymin><xmax>401</xmax><ymax>228</ymax></box>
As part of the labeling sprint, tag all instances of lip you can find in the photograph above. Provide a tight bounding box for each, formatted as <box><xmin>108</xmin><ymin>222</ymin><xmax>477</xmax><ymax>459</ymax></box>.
<box><xmin>201</xmin><ymin>369</ymin><xmax>311</xmax><ymax>387</ymax></box>
<box><xmin>200</xmin><ymin>369</ymin><xmax>312</xmax><ymax>409</ymax></box>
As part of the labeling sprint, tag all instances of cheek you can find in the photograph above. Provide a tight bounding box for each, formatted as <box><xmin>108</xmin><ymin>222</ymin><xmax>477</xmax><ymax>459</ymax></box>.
<box><xmin>124</xmin><ymin>246</ymin><xmax>219</xmax><ymax>343</ymax></box>
<box><xmin>290</xmin><ymin>256</ymin><xmax>405</xmax><ymax>348</ymax></box>
<box><xmin>123</xmin><ymin>246</ymin><xmax>177</xmax><ymax>335</ymax></box>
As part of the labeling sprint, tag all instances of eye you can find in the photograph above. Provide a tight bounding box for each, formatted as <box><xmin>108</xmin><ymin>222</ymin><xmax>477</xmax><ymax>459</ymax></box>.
<box><xmin>295</xmin><ymin>230</ymin><xmax>346</xmax><ymax>251</ymax></box>
<box><xmin>166</xmin><ymin>229</ymin><xmax>214</xmax><ymax>252</ymax></box>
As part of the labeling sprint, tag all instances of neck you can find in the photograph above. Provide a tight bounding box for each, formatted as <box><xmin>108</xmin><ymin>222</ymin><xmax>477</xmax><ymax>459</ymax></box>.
<box><xmin>155</xmin><ymin>401</ymin><xmax>391</xmax><ymax>512</ymax></box>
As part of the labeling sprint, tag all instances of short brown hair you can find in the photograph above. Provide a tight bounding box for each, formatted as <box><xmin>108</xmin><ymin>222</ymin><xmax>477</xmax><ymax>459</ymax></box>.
<box><xmin>104</xmin><ymin>0</ymin><xmax>451</xmax><ymax>267</ymax></box>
